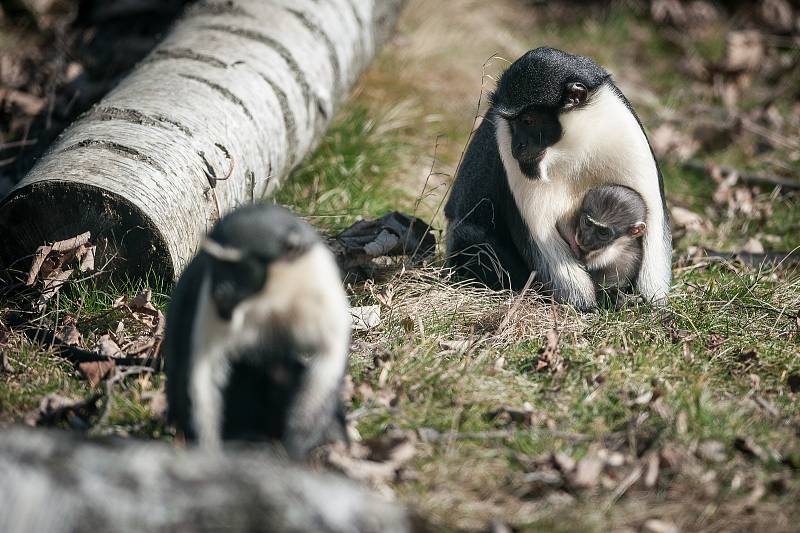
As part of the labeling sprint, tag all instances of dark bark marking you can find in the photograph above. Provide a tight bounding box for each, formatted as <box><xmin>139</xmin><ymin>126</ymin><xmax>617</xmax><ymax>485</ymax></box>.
<box><xmin>59</xmin><ymin>140</ymin><xmax>167</xmax><ymax>174</ymax></box>
<box><xmin>199</xmin><ymin>24</ymin><xmax>316</xmax><ymax>120</ymax></box>
<box><xmin>152</xmin><ymin>114</ymin><xmax>194</xmax><ymax>138</ymax></box>
<box><xmin>148</xmin><ymin>48</ymin><xmax>228</xmax><ymax>69</ymax></box>
<box><xmin>179</xmin><ymin>73</ymin><xmax>255</xmax><ymax>123</ymax></box>
<box><xmin>286</xmin><ymin>8</ymin><xmax>342</xmax><ymax>96</ymax></box>
<box><xmin>187</xmin><ymin>0</ymin><xmax>252</xmax><ymax>17</ymax></box>
<box><xmin>89</xmin><ymin>107</ymin><xmax>193</xmax><ymax>138</ymax></box>
<box><xmin>246</xmin><ymin>168</ymin><xmax>255</xmax><ymax>203</ymax></box>
<box><xmin>255</xmin><ymin>73</ymin><xmax>298</xmax><ymax>164</ymax></box>
<box><xmin>344</xmin><ymin>0</ymin><xmax>365</xmax><ymax>64</ymax></box>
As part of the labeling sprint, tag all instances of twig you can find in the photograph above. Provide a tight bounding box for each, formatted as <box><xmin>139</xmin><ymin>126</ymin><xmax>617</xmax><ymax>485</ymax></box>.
<box><xmin>496</xmin><ymin>271</ymin><xmax>538</xmax><ymax>333</ymax></box>
<box><xmin>24</xmin><ymin>327</ymin><xmax>162</xmax><ymax>369</ymax></box>
<box><xmin>604</xmin><ymin>465</ymin><xmax>643</xmax><ymax>509</ymax></box>
<box><xmin>92</xmin><ymin>366</ymin><xmax>155</xmax><ymax>433</ymax></box>
<box><xmin>682</xmin><ymin>159</ymin><xmax>800</xmax><ymax>191</ymax></box>
<box><xmin>698</xmin><ymin>248</ymin><xmax>800</xmax><ymax>267</ymax></box>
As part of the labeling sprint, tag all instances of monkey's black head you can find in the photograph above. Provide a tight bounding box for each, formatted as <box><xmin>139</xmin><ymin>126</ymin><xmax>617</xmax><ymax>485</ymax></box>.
<box><xmin>574</xmin><ymin>185</ymin><xmax>646</xmax><ymax>255</ymax></box>
<box><xmin>203</xmin><ymin>204</ymin><xmax>319</xmax><ymax>320</ymax></box>
<box><xmin>492</xmin><ymin>47</ymin><xmax>610</xmax><ymax>178</ymax></box>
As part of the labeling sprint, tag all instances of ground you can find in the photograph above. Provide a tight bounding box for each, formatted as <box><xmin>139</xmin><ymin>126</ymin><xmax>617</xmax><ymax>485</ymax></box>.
<box><xmin>2</xmin><ymin>1</ymin><xmax>799</xmax><ymax>532</ymax></box>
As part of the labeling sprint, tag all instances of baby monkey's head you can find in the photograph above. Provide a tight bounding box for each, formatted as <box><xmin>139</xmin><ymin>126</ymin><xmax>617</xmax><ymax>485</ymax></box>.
<box><xmin>572</xmin><ymin>185</ymin><xmax>647</xmax><ymax>263</ymax></box>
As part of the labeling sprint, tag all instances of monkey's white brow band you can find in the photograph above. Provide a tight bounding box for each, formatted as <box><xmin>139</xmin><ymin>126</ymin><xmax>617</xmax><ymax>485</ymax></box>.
<box><xmin>202</xmin><ymin>239</ymin><xmax>245</xmax><ymax>262</ymax></box>
<box><xmin>586</xmin><ymin>215</ymin><xmax>609</xmax><ymax>229</ymax></box>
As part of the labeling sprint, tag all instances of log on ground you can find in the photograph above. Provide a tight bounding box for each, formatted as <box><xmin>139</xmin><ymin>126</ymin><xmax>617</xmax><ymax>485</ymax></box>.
<box><xmin>0</xmin><ymin>0</ymin><xmax>406</xmax><ymax>281</ymax></box>
<box><xmin>0</xmin><ymin>426</ymin><xmax>423</xmax><ymax>533</ymax></box>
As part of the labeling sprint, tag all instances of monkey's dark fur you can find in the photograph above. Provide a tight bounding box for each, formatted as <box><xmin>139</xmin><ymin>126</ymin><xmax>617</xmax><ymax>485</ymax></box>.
<box><xmin>445</xmin><ymin>47</ymin><xmax>671</xmax><ymax>309</ymax></box>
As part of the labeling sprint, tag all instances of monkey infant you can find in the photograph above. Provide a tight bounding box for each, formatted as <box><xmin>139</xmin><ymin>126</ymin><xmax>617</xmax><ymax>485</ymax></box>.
<box><xmin>558</xmin><ymin>185</ymin><xmax>647</xmax><ymax>305</ymax></box>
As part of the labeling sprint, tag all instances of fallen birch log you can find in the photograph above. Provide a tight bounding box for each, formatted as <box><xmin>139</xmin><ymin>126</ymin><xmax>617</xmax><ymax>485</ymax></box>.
<box><xmin>0</xmin><ymin>0</ymin><xmax>405</xmax><ymax>280</ymax></box>
<box><xmin>0</xmin><ymin>426</ymin><xmax>423</xmax><ymax>533</ymax></box>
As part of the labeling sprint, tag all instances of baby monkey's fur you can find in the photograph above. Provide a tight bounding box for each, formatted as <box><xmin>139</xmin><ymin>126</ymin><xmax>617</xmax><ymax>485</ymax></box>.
<box><xmin>559</xmin><ymin>185</ymin><xmax>647</xmax><ymax>303</ymax></box>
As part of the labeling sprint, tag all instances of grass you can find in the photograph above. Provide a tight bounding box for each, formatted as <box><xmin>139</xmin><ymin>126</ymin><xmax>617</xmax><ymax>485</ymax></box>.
<box><xmin>275</xmin><ymin>104</ymin><xmax>416</xmax><ymax>233</ymax></box>
<box><xmin>1</xmin><ymin>1</ymin><xmax>799</xmax><ymax>531</ymax></box>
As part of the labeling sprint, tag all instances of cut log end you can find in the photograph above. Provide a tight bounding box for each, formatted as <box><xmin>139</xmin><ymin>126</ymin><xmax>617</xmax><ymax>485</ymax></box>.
<box><xmin>0</xmin><ymin>182</ymin><xmax>173</xmax><ymax>283</ymax></box>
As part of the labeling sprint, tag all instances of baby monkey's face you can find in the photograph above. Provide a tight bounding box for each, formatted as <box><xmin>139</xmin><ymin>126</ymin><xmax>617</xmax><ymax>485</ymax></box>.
<box><xmin>573</xmin><ymin>210</ymin><xmax>646</xmax><ymax>262</ymax></box>
<box><xmin>576</xmin><ymin>212</ymin><xmax>619</xmax><ymax>254</ymax></box>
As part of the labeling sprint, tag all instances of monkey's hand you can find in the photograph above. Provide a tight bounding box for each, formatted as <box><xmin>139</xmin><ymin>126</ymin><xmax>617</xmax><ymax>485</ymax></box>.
<box><xmin>537</xmin><ymin>233</ymin><xmax>597</xmax><ymax>310</ymax></box>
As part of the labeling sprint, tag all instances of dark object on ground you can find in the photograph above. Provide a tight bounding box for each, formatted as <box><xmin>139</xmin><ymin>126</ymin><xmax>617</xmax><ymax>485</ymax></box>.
<box><xmin>0</xmin><ymin>426</ymin><xmax>422</xmax><ymax>533</ymax></box>
<box><xmin>329</xmin><ymin>211</ymin><xmax>436</xmax><ymax>276</ymax></box>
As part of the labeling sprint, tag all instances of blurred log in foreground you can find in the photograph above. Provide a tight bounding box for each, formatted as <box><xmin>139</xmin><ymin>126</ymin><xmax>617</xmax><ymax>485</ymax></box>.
<box><xmin>0</xmin><ymin>426</ymin><xmax>424</xmax><ymax>533</ymax></box>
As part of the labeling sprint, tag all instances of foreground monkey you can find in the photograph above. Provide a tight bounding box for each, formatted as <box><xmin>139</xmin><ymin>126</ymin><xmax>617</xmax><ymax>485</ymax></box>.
<box><xmin>164</xmin><ymin>204</ymin><xmax>351</xmax><ymax>459</ymax></box>
<box><xmin>559</xmin><ymin>185</ymin><xmax>647</xmax><ymax>306</ymax></box>
<box><xmin>445</xmin><ymin>47</ymin><xmax>671</xmax><ymax>309</ymax></box>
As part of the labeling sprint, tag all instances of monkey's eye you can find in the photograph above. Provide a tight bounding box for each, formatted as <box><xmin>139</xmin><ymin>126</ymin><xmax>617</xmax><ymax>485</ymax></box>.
<box><xmin>581</xmin><ymin>214</ymin><xmax>592</xmax><ymax>228</ymax></box>
<box><xmin>597</xmin><ymin>227</ymin><xmax>612</xmax><ymax>240</ymax></box>
<box><xmin>519</xmin><ymin>114</ymin><xmax>535</xmax><ymax>126</ymax></box>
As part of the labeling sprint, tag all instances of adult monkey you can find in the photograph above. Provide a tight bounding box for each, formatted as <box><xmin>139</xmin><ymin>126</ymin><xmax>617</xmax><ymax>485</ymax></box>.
<box><xmin>444</xmin><ymin>47</ymin><xmax>671</xmax><ymax>309</ymax></box>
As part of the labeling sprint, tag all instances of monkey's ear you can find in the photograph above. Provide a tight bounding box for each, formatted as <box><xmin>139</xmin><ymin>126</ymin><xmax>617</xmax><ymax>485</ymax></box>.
<box><xmin>628</xmin><ymin>222</ymin><xmax>646</xmax><ymax>237</ymax></box>
<box><xmin>564</xmin><ymin>82</ymin><xmax>587</xmax><ymax>109</ymax></box>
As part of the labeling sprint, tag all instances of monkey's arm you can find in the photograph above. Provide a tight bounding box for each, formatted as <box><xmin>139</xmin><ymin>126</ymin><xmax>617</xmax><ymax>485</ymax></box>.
<box><xmin>164</xmin><ymin>255</ymin><xmax>209</xmax><ymax>440</ymax></box>
<box><xmin>446</xmin><ymin>221</ymin><xmax>531</xmax><ymax>290</ymax></box>
<box><xmin>445</xmin><ymin>120</ymin><xmax>530</xmax><ymax>289</ymax></box>
<box><xmin>636</xmin><ymin>206</ymin><xmax>672</xmax><ymax>305</ymax></box>
<box><xmin>530</xmin><ymin>230</ymin><xmax>597</xmax><ymax>310</ymax></box>
<box><xmin>284</xmin><ymin>352</ymin><xmax>347</xmax><ymax>460</ymax></box>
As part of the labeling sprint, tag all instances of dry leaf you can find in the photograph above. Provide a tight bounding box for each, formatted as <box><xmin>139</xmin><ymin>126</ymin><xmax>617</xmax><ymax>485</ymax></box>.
<box><xmin>24</xmin><ymin>392</ymin><xmax>101</xmax><ymax>429</ymax></box>
<box><xmin>325</xmin><ymin>429</ymin><xmax>417</xmax><ymax>495</ymax></box>
<box><xmin>535</xmin><ymin>329</ymin><xmax>564</xmax><ymax>373</ymax></box>
<box><xmin>56</xmin><ymin>315</ymin><xmax>82</xmax><ymax>346</ymax></box>
<box><xmin>650</xmin><ymin>0</ymin><xmax>686</xmax><ymax>24</ymax></box>
<box><xmin>760</xmin><ymin>0</ymin><xmax>794</xmax><ymax>32</ymax></box>
<box><xmin>644</xmin><ymin>451</ymin><xmax>660</xmax><ymax>488</ymax></box>
<box><xmin>438</xmin><ymin>338</ymin><xmax>476</xmax><ymax>353</ymax></box>
<box><xmin>78</xmin><ymin>245</ymin><xmax>95</xmax><ymax>272</ymax></box>
<box><xmin>485</xmin><ymin>405</ymin><xmax>535</xmax><ymax>427</ymax></box>
<box><xmin>143</xmin><ymin>390</ymin><xmax>167</xmax><ymax>421</ymax></box>
<box><xmin>79</xmin><ymin>360</ymin><xmax>116</xmax><ymax>387</ymax></box>
<box><xmin>724</xmin><ymin>31</ymin><xmax>765</xmax><ymax>73</ymax></box>
<box><xmin>697</xmin><ymin>440</ymin><xmax>727</xmax><ymax>463</ymax></box>
<box><xmin>351</xmin><ymin>305</ymin><xmax>381</xmax><ymax>331</ymax></box>
<box><xmin>651</xmin><ymin>123</ymin><xmax>699</xmax><ymax>161</ymax></box>
<box><xmin>670</xmin><ymin>206</ymin><xmax>709</xmax><ymax>234</ymax></box>
<box><xmin>570</xmin><ymin>448</ymin><xmax>604</xmax><ymax>489</ymax></box>
<box><xmin>741</xmin><ymin>237</ymin><xmax>764</xmax><ymax>254</ymax></box>
<box><xmin>734</xmin><ymin>436</ymin><xmax>768</xmax><ymax>462</ymax></box>
<box><xmin>643</xmin><ymin>519</ymin><xmax>679</xmax><ymax>533</ymax></box>
<box><xmin>95</xmin><ymin>335</ymin><xmax>122</xmax><ymax>357</ymax></box>
<box><xmin>552</xmin><ymin>452</ymin><xmax>575</xmax><ymax>473</ymax></box>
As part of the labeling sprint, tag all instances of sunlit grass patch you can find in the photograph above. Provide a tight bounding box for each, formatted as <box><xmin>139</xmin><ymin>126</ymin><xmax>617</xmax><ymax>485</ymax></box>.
<box><xmin>275</xmin><ymin>104</ymin><xmax>416</xmax><ymax>233</ymax></box>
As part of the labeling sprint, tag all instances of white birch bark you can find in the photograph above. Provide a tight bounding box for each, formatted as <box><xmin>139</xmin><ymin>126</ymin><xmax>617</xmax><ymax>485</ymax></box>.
<box><xmin>0</xmin><ymin>426</ymin><xmax>419</xmax><ymax>533</ymax></box>
<box><xmin>0</xmin><ymin>0</ymin><xmax>405</xmax><ymax>280</ymax></box>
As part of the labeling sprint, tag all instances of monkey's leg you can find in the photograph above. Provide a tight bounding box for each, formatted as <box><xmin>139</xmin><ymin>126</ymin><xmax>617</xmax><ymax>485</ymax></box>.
<box><xmin>446</xmin><ymin>222</ymin><xmax>530</xmax><ymax>290</ymax></box>
<box><xmin>189</xmin><ymin>353</ymin><xmax>228</xmax><ymax>449</ymax></box>
<box><xmin>636</xmin><ymin>210</ymin><xmax>672</xmax><ymax>304</ymax></box>
<box><xmin>283</xmin><ymin>355</ymin><xmax>346</xmax><ymax>460</ymax></box>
